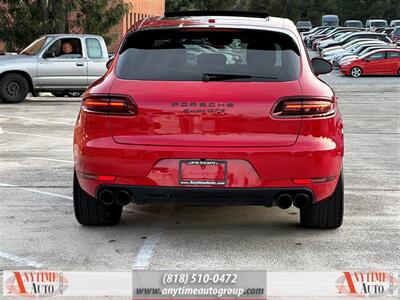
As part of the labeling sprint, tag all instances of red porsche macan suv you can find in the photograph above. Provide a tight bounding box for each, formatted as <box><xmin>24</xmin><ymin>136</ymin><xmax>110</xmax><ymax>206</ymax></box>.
<box><xmin>73</xmin><ymin>11</ymin><xmax>344</xmax><ymax>229</ymax></box>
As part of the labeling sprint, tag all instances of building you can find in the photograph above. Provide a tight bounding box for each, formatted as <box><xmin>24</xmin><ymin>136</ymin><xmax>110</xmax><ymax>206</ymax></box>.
<box><xmin>110</xmin><ymin>0</ymin><xmax>165</xmax><ymax>51</ymax></box>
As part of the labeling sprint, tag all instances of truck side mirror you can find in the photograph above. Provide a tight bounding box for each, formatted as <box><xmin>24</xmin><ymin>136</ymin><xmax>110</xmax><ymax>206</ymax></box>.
<box><xmin>311</xmin><ymin>57</ymin><xmax>333</xmax><ymax>75</ymax></box>
<box><xmin>106</xmin><ymin>57</ymin><xmax>114</xmax><ymax>69</ymax></box>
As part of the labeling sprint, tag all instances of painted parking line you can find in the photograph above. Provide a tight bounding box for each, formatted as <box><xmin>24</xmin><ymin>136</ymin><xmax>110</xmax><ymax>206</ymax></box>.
<box><xmin>0</xmin><ymin>251</ymin><xmax>44</xmax><ymax>268</ymax></box>
<box><xmin>2</xmin><ymin>130</ymin><xmax>71</xmax><ymax>141</ymax></box>
<box><xmin>30</xmin><ymin>157</ymin><xmax>74</xmax><ymax>164</ymax></box>
<box><xmin>132</xmin><ymin>206</ymin><xmax>174</xmax><ymax>270</ymax></box>
<box><xmin>0</xmin><ymin>183</ymin><xmax>72</xmax><ymax>200</ymax></box>
<box><xmin>0</xmin><ymin>114</ymin><xmax>75</xmax><ymax>125</ymax></box>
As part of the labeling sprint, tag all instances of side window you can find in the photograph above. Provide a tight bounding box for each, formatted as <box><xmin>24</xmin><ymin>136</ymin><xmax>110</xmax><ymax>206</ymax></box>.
<box><xmin>86</xmin><ymin>38</ymin><xmax>103</xmax><ymax>59</ymax></box>
<box><xmin>45</xmin><ymin>38</ymin><xmax>83</xmax><ymax>59</ymax></box>
<box><xmin>368</xmin><ymin>52</ymin><xmax>386</xmax><ymax>61</ymax></box>
<box><xmin>387</xmin><ymin>52</ymin><xmax>400</xmax><ymax>59</ymax></box>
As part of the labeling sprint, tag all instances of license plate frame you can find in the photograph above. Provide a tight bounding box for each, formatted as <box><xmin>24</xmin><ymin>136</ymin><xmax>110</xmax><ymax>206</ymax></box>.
<box><xmin>179</xmin><ymin>160</ymin><xmax>227</xmax><ymax>186</ymax></box>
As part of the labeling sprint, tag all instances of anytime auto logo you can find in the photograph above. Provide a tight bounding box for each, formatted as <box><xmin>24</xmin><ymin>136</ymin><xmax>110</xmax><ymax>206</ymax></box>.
<box><xmin>4</xmin><ymin>271</ymin><xmax>69</xmax><ymax>297</ymax></box>
<box><xmin>336</xmin><ymin>271</ymin><xmax>398</xmax><ymax>297</ymax></box>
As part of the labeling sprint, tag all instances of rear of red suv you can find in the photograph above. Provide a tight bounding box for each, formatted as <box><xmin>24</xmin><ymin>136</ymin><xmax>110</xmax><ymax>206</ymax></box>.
<box><xmin>73</xmin><ymin>12</ymin><xmax>344</xmax><ymax>229</ymax></box>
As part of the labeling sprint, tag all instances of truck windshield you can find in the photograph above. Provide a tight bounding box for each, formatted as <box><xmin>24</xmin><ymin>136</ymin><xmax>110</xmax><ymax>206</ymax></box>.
<box><xmin>117</xmin><ymin>29</ymin><xmax>300</xmax><ymax>82</ymax></box>
<box><xmin>20</xmin><ymin>37</ymin><xmax>51</xmax><ymax>55</ymax></box>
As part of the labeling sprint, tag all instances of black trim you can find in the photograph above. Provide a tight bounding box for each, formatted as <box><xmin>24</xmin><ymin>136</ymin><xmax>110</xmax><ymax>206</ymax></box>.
<box><xmin>96</xmin><ymin>185</ymin><xmax>315</xmax><ymax>206</ymax></box>
<box><xmin>164</xmin><ymin>11</ymin><xmax>269</xmax><ymax>19</ymax></box>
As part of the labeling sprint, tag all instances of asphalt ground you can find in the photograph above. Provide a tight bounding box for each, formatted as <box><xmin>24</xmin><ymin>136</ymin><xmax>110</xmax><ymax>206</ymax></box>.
<box><xmin>0</xmin><ymin>67</ymin><xmax>399</xmax><ymax>297</ymax></box>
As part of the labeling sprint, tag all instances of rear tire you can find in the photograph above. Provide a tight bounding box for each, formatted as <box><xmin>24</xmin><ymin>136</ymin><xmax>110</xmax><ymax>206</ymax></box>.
<box><xmin>300</xmin><ymin>174</ymin><xmax>344</xmax><ymax>229</ymax></box>
<box><xmin>0</xmin><ymin>73</ymin><xmax>29</xmax><ymax>103</ymax></box>
<box><xmin>350</xmin><ymin>67</ymin><xmax>362</xmax><ymax>78</ymax></box>
<box><xmin>73</xmin><ymin>172</ymin><xmax>122</xmax><ymax>226</ymax></box>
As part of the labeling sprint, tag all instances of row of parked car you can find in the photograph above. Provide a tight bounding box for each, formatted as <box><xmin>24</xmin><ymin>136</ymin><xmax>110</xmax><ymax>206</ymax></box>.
<box><xmin>297</xmin><ymin>18</ymin><xmax>400</xmax><ymax>32</ymax></box>
<box><xmin>301</xmin><ymin>25</ymin><xmax>400</xmax><ymax>77</ymax></box>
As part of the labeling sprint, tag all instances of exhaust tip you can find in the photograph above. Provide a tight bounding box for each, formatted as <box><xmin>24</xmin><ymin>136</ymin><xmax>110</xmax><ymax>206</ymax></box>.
<box><xmin>276</xmin><ymin>194</ymin><xmax>293</xmax><ymax>209</ymax></box>
<box><xmin>115</xmin><ymin>190</ymin><xmax>132</xmax><ymax>206</ymax></box>
<box><xmin>98</xmin><ymin>190</ymin><xmax>114</xmax><ymax>206</ymax></box>
<box><xmin>293</xmin><ymin>193</ymin><xmax>310</xmax><ymax>209</ymax></box>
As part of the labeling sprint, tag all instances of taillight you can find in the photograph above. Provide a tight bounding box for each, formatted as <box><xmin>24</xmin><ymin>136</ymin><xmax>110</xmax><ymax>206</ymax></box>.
<box><xmin>82</xmin><ymin>94</ymin><xmax>137</xmax><ymax>115</ymax></box>
<box><xmin>272</xmin><ymin>97</ymin><xmax>335</xmax><ymax>118</ymax></box>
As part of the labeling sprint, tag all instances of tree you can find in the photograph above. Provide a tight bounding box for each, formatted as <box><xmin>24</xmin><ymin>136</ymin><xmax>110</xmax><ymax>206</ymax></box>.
<box><xmin>0</xmin><ymin>0</ymin><xmax>130</xmax><ymax>51</ymax></box>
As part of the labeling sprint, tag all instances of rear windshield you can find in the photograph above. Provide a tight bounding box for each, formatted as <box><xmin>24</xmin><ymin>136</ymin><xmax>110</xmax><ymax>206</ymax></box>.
<box><xmin>371</xmin><ymin>21</ymin><xmax>387</xmax><ymax>27</ymax></box>
<box><xmin>117</xmin><ymin>29</ymin><xmax>301</xmax><ymax>82</ymax></box>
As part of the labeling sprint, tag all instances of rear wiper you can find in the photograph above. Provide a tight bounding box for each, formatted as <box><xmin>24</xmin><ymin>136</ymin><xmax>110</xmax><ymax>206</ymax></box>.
<box><xmin>202</xmin><ymin>73</ymin><xmax>277</xmax><ymax>82</ymax></box>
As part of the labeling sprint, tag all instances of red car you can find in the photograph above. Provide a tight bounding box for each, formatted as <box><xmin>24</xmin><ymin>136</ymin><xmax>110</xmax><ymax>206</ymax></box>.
<box><xmin>340</xmin><ymin>48</ymin><xmax>400</xmax><ymax>77</ymax></box>
<box><xmin>73</xmin><ymin>11</ymin><xmax>344</xmax><ymax>229</ymax></box>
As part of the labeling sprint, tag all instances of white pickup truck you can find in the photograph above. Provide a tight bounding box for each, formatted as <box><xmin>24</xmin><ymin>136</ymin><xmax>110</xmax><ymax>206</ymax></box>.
<box><xmin>0</xmin><ymin>34</ymin><xmax>110</xmax><ymax>103</ymax></box>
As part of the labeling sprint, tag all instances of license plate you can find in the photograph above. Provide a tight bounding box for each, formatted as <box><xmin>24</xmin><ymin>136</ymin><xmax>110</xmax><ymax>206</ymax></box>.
<box><xmin>179</xmin><ymin>160</ymin><xmax>227</xmax><ymax>186</ymax></box>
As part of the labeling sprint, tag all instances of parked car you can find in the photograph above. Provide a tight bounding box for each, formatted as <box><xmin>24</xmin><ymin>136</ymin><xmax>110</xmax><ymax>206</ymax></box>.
<box><xmin>324</xmin><ymin>40</ymin><xmax>387</xmax><ymax>66</ymax></box>
<box><xmin>338</xmin><ymin>44</ymin><xmax>396</xmax><ymax>66</ymax></box>
<box><xmin>322</xmin><ymin>15</ymin><xmax>339</xmax><ymax>27</ymax></box>
<box><xmin>390</xmin><ymin>26</ymin><xmax>400</xmax><ymax>43</ymax></box>
<box><xmin>0</xmin><ymin>34</ymin><xmax>109</xmax><ymax>103</ymax></box>
<box><xmin>366</xmin><ymin>19</ymin><xmax>388</xmax><ymax>30</ymax></box>
<box><xmin>296</xmin><ymin>20</ymin><xmax>313</xmax><ymax>32</ymax></box>
<box><xmin>321</xmin><ymin>38</ymin><xmax>381</xmax><ymax>56</ymax></box>
<box><xmin>344</xmin><ymin>20</ymin><xmax>363</xmax><ymax>28</ymax></box>
<box><xmin>340</xmin><ymin>49</ymin><xmax>400</xmax><ymax>77</ymax></box>
<box><xmin>319</xmin><ymin>32</ymin><xmax>392</xmax><ymax>52</ymax></box>
<box><xmin>389</xmin><ymin>20</ymin><xmax>400</xmax><ymax>27</ymax></box>
<box><xmin>73</xmin><ymin>11</ymin><xmax>344</xmax><ymax>229</ymax></box>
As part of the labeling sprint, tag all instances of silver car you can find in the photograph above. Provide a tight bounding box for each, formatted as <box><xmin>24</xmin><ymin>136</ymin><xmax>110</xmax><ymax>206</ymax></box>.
<box><xmin>0</xmin><ymin>34</ymin><xmax>109</xmax><ymax>103</ymax></box>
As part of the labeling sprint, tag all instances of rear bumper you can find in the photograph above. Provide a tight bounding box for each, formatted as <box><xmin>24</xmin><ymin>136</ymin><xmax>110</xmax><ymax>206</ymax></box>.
<box><xmin>74</xmin><ymin>109</ymin><xmax>344</xmax><ymax>203</ymax></box>
<box><xmin>96</xmin><ymin>185</ymin><xmax>315</xmax><ymax>206</ymax></box>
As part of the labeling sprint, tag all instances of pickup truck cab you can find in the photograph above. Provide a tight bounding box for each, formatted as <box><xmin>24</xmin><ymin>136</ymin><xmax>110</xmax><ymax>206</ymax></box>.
<box><xmin>0</xmin><ymin>34</ymin><xmax>108</xmax><ymax>103</ymax></box>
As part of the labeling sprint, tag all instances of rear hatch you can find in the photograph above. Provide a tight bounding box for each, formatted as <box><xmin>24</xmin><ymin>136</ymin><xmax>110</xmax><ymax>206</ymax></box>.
<box><xmin>109</xmin><ymin>28</ymin><xmax>303</xmax><ymax>147</ymax></box>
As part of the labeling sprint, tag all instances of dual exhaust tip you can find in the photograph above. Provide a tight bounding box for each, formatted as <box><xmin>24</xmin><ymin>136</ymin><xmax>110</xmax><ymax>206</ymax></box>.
<box><xmin>98</xmin><ymin>189</ymin><xmax>132</xmax><ymax>206</ymax></box>
<box><xmin>275</xmin><ymin>193</ymin><xmax>310</xmax><ymax>209</ymax></box>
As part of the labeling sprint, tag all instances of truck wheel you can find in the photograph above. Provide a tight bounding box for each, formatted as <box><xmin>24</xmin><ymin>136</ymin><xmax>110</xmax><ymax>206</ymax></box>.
<box><xmin>300</xmin><ymin>174</ymin><xmax>344</xmax><ymax>229</ymax></box>
<box><xmin>0</xmin><ymin>73</ymin><xmax>29</xmax><ymax>103</ymax></box>
<box><xmin>67</xmin><ymin>92</ymin><xmax>83</xmax><ymax>97</ymax></box>
<box><xmin>73</xmin><ymin>172</ymin><xmax>122</xmax><ymax>226</ymax></box>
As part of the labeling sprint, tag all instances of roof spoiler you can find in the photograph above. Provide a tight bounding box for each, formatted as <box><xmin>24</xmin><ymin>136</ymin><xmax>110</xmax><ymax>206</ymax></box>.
<box><xmin>164</xmin><ymin>11</ymin><xmax>269</xmax><ymax>19</ymax></box>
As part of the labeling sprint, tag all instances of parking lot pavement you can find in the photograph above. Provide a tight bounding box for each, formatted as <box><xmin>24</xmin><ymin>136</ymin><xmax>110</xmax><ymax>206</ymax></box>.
<box><xmin>0</xmin><ymin>73</ymin><xmax>399</xmax><ymax>274</ymax></box>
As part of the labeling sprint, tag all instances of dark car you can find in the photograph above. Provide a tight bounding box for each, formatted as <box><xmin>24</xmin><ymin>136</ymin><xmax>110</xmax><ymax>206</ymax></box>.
<box><xmin>344</xmin><ymin>20</ymin><xmax>363</xmax><ymax>28</ymax></box>
<box><xmin>296</xmin><ymin>20</ymin><xmax>313</xmax><ymax>32</ymax></box>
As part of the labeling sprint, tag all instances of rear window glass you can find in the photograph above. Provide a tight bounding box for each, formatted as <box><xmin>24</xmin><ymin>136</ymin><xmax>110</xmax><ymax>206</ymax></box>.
<box><xmin>117</xmin><ymin>29</ymin><xmax>300</xmax><ymax>82</ymax></box>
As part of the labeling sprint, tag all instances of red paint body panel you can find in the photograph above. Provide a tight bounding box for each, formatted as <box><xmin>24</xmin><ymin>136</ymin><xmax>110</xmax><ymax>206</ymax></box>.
<box><xmin>340</xmin><ymin>49</ymin><xmax>400</xmax><ymax>76</ymax></box>
<box><xmin>74</xmin><ymin>16</ymin><xmax>344</xmax><ymax>205</ymax></box>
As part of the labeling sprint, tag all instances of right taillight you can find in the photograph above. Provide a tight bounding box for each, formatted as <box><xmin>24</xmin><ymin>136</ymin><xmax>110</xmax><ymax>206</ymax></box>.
<box><xmin>82</xmin><ymin>94</ymin><xmax>137</xmax><ymax>116</ymax></box>
<box><xmin>273</xmin><ymin>97</ymin><xmax>335</xmax><ymax>118</ymax></box>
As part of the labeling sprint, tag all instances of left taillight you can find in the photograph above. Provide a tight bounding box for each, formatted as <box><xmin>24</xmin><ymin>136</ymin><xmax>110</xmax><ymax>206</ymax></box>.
<box><xmin>272</xmin><ymin>97</ymin><xmax>335</xmax><ymax>118</ymax></box>
<box><xmin>82</xmin><ymin>94</ymin><xmax>137</xmax><ymax>115</ymax></box>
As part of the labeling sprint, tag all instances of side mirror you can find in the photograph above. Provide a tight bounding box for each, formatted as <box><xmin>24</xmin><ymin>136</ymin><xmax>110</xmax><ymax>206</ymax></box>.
<box><xmin>44</xmin><ymin>51</ymin><xmax>55</xmax><ymax>59</ymax></box>
<box><xmin>311</xmin><ymin>57</ymin><xmax>333</xmax><ymax>76</ymax></box>
<box><xmin>364</xmin><ymin>58</ymin><xmax>370</xmax><ymax>62</ymax></box>
<box><xmin>106</xmin><ymin>57</ymin><xmax>114</xmax><ymax>69</ymax></box>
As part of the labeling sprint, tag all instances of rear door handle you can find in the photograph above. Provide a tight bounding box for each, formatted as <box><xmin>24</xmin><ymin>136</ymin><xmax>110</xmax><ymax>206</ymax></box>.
<box><xmin>76</xmin><ymin>62</ymin><xmax>84</xmax><ymax>66</ymax></box>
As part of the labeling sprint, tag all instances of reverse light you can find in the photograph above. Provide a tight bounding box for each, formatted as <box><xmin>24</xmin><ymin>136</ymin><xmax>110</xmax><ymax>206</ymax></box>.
<box><xmin>273</xmin><ymin>98</ymin><xmax>335</xmax><ymax>118</ymax></box>
<box><xmin>82</xmin><ymin>94</ymin><xmax>137</xmax><ymax>115</ymax></box>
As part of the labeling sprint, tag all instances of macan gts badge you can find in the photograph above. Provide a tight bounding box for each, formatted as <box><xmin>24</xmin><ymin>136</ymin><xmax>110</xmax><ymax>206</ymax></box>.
<box><xmin>73</xmin><ymin>11</ymin><xmax>344</xmax><ymax>229</ymax></box>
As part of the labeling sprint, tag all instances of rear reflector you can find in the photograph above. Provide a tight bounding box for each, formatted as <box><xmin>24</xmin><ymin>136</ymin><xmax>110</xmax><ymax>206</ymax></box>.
<box><xmin>82</xmin><ymin>94</ymin><xmax>137</xmax><ymax>115</ymax></box>
<box><xmin>273</xmin><ymin>98</ymin><xmax>335</xmax><ymax>118</ymax></box>
<box><xmin>292</xmin><ymin>176</ymin><xmax>336</xmax><ymax>184</ymax></box>
<box><xmin>78</xmin><ymin>172</ymin><xmax>116</xmax><ymax>182</ymax></box>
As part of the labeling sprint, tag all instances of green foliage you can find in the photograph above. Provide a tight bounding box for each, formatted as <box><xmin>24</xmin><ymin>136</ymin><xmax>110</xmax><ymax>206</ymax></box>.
<box><xmin>0</xmin><ymin>0</ymin><xmax>130</xmax><ymax>51</ymax></box>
